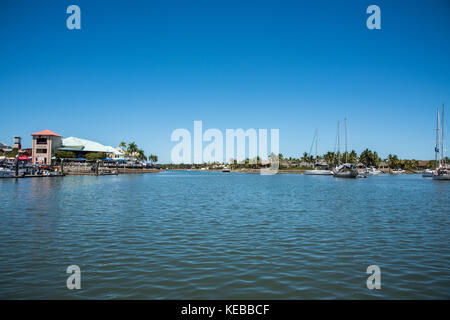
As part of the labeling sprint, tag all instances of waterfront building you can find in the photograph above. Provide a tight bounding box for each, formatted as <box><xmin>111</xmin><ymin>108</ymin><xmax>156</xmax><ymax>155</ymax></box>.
<box><xmin>59</xmin><ymin>136</ymin><xmax>126</xmax><ymax>160</ymax></box>
<box><xmin>31</xmin><ymin>129</ymin><xmax>63</xmax><ymax>165</ymax></box>
<box><xmin>13</xmin><ymin>136</ymin><xmax>22</xmax><ymax>150</ymax></box>
<box><xmin>0</xmin><ymin>142</ymin><xmax>12</xmax><ymax>152</ymax></box>
<box><xmin>29</xmin><ymin>129</ymin><xmax>130</xmax><ymax>164</ymax></box>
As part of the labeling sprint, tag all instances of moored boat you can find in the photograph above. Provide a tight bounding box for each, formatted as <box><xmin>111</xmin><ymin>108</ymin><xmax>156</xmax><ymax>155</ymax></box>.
<box><xmin>422</xmin><ymin>169</ymin><xmax>434</xmax><ymax>177</ymax></box>
<box><xmin>304</xmin><ymin>129</ymin><xmax>333</xmax><ymax>176</ymax></box>
<box><xmin>222</xmin><ymin>167</ymin><xmax>231</xmax><ymax>172</ymax></box>
<box><xmin>333</xmin><ymin>163</ymin><xmax>359</xmax><ymax>178</ymax></box>
<box><xmin>391</xmin><ymin>169</ymin><xmax>405</xmax><ymax>174</ymax></box>
<box><xmin>432</xmin><ymin>168</ymin><xmax>450</xmax><ymax>180</ymax></box>
<box><xmin>432</xmin><ymin>104</ymin><xmax>449</xmax><ymax>181</ymax></box>
<box><xmin>304</xmin><ymin>169</ymin><xmax>333</xmax><ymax>175</ymax></box>
<box><xmin>364</xmin><ymin>166</ymin><xmax>382</xmax><ymax>175</ymax></box>
<box><xmin>332</xmin><ymin>119</ymin><xmax>358</xmax><ymax>179</ymax></box>
<box><xmin>0</xmin><ymin>167</ymin><xmax>15</xmax><ymax>178</ymax></box>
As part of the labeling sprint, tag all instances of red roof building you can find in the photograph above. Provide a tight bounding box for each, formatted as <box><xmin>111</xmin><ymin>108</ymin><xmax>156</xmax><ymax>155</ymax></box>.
<box><xmin>31</xmin><ymin>129</ymin><xmax>62</xmax><ymax>137</ymax></box>
<box><xmin>31</xmin><ymin>130</ymin><xmax>63</xmax><ymax>165</ymax></box>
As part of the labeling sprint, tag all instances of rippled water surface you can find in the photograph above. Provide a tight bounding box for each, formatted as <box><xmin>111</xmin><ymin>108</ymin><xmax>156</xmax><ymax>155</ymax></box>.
<box><xmin>0</xmin><ymin>171</ymin><xmax>449</xmax><ymax>299</ymax></box>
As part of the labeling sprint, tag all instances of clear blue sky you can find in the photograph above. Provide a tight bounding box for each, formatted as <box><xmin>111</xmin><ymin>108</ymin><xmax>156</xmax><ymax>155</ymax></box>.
<box><xmin>1</xmin><ymin>0</ymin><xmax>449</xmax><ymax>162</ymax></box>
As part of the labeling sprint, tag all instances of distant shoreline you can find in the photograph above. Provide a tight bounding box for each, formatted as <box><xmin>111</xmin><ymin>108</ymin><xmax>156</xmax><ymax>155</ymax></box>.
<box><xmin>168</xmin><ymin>168</ymin><xmax>420</xmax><ymax>174</ymax></box>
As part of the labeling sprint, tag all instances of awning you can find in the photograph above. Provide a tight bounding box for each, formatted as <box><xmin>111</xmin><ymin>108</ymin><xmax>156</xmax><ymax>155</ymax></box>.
<box><xmin>58</xmin><ymin>146</ymin><xmax>85</xmax><ymax>151</ymax></box>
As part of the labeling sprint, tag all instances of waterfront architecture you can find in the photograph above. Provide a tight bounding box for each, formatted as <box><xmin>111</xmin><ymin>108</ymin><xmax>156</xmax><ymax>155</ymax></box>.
<box><xmin>0</xmin><ymin>141</ymin><xmax>12</xmax><ymax>152</ymax></box>
<box><xmin>13</xmin><ymin>136</ymin><xmax>22</xmax><ymax>150</ymax></box>
<box><xmin>60</xmin><ymin>136</ymin><xmax>126</xmax><ymax>159</ymax></box>
<box><xmin>31</xmin><ymin>129</ymin><xmax>63</xmax><ymax>165</ymax></box>
<box><xmin>30</xmin><ymin>129</ymin><xmax>128</xmax><ymax>163</ymax></box>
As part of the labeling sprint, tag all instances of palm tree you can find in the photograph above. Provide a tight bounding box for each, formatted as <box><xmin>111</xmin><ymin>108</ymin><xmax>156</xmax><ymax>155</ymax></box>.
<box><xmin>349</xmin><ymin>150</ymin><xmax>358</xmax><ymax>164</ymax></box>
<box><xmin>127</xmin><ymin>142</ymin><xmax>138</xmax><ymax>156</ymax></box>
<box><xmin>359</xmin><ymin>149</ymin><xmax>371</xmax><ymax>167</ymax></box>
<box><xmin>324</xmin><ymin>151</ymin><xmax>337</xmax><ymax>167</ymax></box>
<box><xmin>135</xmin><ymin>149</ymin><xmax>146</xmax><ymax>161</ymax></box>
<box><xmin>387</xmin><ymin>154</ymin><xmax>400</xmax><ymax>169</ymax></box>
<box><xmin>119</xmin><ymin>141</ymin><xmax>127</xmax><ymax>152</ymax></box>
<box><xmin>301</xmin><ymin>152</ymin><xmax>308</xmax><ymax>163</ymax></box>
<box><xmin>149</xmin><ymin>154</ymin><xmax>158</xmax><ymax>165</ymax></box>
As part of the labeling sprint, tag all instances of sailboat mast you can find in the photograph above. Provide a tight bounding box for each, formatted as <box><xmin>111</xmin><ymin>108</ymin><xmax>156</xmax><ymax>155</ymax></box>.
<box><xmin>442</xmin><ymin>104</ymin><xmax>445</xmax><ymax>166</ymax></box>
<box><xmin>344</xmin><ymin>118</ymin><xmax>348</xmax><ymax>163</ymax></box>
<box><xmin>315</xmin><ymin>128</ymin><xmax>318</xmax><ymax>163</ymax></box>
<box><xmin>437</xmin><ymin>108</ymin><xmax>441</xmax><ymax>168</ymax></box>
<box><xmin>435</xmin><ymin>108</ymin><xmax>439</xmax><ymax>168</ymax></box>
<box><xmin>337</xmin><ymin>121</ymin><xmax>340</xmax><ymax>166</ymax></box>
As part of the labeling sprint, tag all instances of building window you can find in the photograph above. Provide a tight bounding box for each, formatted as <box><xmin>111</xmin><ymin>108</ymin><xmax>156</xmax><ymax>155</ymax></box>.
<box><xmin>36</xmin><ymin>138</ymin><xmax>47</xmax><ymax>145</ymax></box>
<box><xmin>36</xmin><ymin>149</ymin><xmax>47</xmax><ymax>154</ymax></box>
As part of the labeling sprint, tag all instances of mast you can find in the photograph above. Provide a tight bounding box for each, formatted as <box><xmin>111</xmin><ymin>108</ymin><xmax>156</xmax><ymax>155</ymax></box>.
<box><xmin>315</xmin><ymin>128</ymin><xmax>318</xmax><ymax>163</ymax></box>
<box><xmin>437</xmin><ymin>108</ymin><xmax>441</xmax><ymax>168</ymax></box>
<box><xmin>337</xmin><ymin>121</ymin><xmax>340</xmax><ymax>166</ymax></box>
<box><xmin>344</xmin><ymin>118</ymin><xmax>348</xmax><ymax>163</ymax></box>
<box><xmin>435</xmin><ymin>108</ymin><xmax>439</xmax><ymax>167</ymax></box>
<box><xmin>442</xmin><ymin>104</ymin><xmax>445</xmax><ymax>167</ymax></box>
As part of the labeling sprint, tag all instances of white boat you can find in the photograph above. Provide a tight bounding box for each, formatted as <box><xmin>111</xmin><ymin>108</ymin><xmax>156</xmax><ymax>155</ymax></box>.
<box><xmin>222</xmin><ymin>167</ymin><xmax>231</xmax><ymax>172</ymax></box>
<box><xmin>304</xmin><ymin>129</ymin><xmax>333</xmax><ymax>175</ymax></box>
<box><xmin>333</xmin><ymin>119</ymin><xmax>358</xmax><ymax>179</ymax></box>
<box><xmin>432</xmin><ymin>104</ymin><xmax>450</xmax><ymax>181</ymax></box>
<box><xmin>0</xmin><ymin>167</ymin><xmax>15</xmax><ymax>178</ymax></box>
<box><xmin>391</xmin><ymin>169</ymin><xmax>405</xmax><ymax>174</ymax></box>
<box><xmin>304</xmin><ymin>169</ymin><xmax>333</xmax><ymax>175</ymax></box>
<box><xmin>433</xmin><ymin>168</ymin><xmax>450</xmax><ymax>180</ymax></box>
<box><xmin>422</xmin><ymin>169</ymin><xmax>434</xmax><ymax>177</ymax></box>
<box><xmin>364</xmin><ymin>166</ymin><xmax>382</xmax><ymax>175</ymax></box>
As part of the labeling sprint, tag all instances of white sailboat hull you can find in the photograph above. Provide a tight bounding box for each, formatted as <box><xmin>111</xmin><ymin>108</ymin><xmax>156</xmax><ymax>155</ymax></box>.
<box><xmin>304</xmin><ymin>170</ymin><xmax>333</xmax><ymax>175</ymax></box>
<box><xmin>432</xmin><ymin>174</ymin><xmax>450</xmax><ymax>180</ymax></box>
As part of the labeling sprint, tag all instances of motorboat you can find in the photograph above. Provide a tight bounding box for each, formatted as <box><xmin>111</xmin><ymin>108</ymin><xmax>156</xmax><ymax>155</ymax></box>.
<box><xmin>222</xmin><ymin>167</ymin><xmax>231</xmax><ymax>172</ymax></box>
<box><xmin>391</xmin><ymin>169</ymin><xmax>405</xmax><ymax>174</ymax></box>
<box><xmin>364</xmin><ymin>166</ymin><xmax>382</xmax><ymax>175</ymax></box>
<box><xmin>0</xmin><ymin>167</ymin><xmax>15</xmax><ymax>178</ymax></box>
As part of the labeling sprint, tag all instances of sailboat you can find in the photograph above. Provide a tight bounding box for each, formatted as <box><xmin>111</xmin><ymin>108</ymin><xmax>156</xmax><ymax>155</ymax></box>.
<box><xmin>423</xmin><ymin>108</ymin><xmax>440</xmax><ymax>178</ymax></box>
<box><xmin>333</xmin><ymin>118</ymin><xmax>358</xmax><ymax>178</ymax></box>
<box><xmin>433</xmin><ymin>104</ymin><xmax>450</xmax><ymax>180</ymax></box>
<box><xmin>304</xmin><ymin>128</ymin><xmax>333</xmax><ymax>175</ymax></box>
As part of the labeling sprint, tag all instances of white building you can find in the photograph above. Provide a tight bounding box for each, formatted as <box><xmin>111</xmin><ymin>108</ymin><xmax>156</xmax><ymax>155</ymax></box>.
<box><xmin>60</xmin><ymin>137</ymin><xmax>127</xmax><ymax>160</ymax></box>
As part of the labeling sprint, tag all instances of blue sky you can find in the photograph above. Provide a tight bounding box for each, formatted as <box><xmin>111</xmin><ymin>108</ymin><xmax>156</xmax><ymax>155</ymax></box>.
<box><xmin>0</xmin><ymin>0</ymin><xmax>449</xmax><ymax>162</ymax></box>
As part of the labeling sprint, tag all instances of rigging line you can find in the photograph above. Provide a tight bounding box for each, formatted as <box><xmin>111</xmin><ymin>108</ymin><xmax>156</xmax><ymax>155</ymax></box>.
<box><xmin>308</xmin><ymin>130</ymin><xmax>317</xmax><ymax>157</ymax></box>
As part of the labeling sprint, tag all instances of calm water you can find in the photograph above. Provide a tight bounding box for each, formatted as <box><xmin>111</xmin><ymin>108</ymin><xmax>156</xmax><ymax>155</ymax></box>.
<box><xmin>0</xmin><ymin>171</ymin><xmax>449</xmax><ymax>299</ymax></box>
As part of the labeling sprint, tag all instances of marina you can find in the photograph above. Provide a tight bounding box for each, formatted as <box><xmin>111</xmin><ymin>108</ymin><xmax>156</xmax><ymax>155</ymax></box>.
<box><xmin>0</xmin><ymin>0</ymin><xmax>449</xmax><ymax>303</ymax></box>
